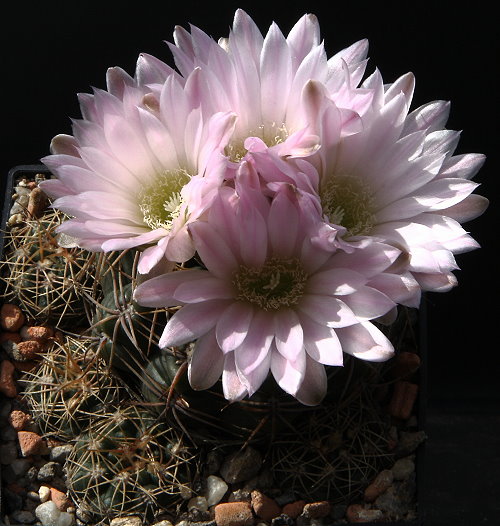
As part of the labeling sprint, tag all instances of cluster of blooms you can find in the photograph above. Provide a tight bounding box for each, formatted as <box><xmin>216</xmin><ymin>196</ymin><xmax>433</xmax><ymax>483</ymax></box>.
<box><xmin>40</xmin><ymin>10</ymin><xmax>487</xmax><ymax>405</ymax></box>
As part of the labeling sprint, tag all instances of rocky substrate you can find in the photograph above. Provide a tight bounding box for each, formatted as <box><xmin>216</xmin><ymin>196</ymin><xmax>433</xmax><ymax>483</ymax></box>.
<box><xmin>0</xmin><ymin>301</ymin><xmax>425</xmax><ymax>526</ymax></box>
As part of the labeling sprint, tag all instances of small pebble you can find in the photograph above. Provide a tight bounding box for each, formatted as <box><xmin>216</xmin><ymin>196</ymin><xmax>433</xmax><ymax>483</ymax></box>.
<box><xmin>27</xmin><ymin>187</ymin><xmax>49</xmax><ymax>218</ymax></box>
<box><xmin>392</xmin><ymin>456</ymin><xmax>415</xmax><ymax>480</ymax></box>
<box><xmin>0</xmin><ymin>304</ymin><xmax>26</xmax><ymax>331</ymax></box>
<box><xmin>228</xmin><ymin>489</ymin><xmax>251</xmax><ymax>503</ymax></box>
<box><xmin>14</xmin><ymin>340</ymin><xmax>44</xmax><ymax>361</ymax></box>
<box><xmin>188</xmin><ymin>496</ymin><xmax>209</xmax><ymax>512</ymax></box>
<box><xmin>251</xmin><ymin>490</ymin><xmax>281</xmax><ymax>521</ymax></box>
<box><xmin>364</xmin><ymin>469</ymin><xmax>393</xmax><ymax>502</ymax></box>
<box><xmin>37</xmin><ymin>462</ymin><xmax>61</xmax><ymax>482</ymax></box>
<box><xmin>109</xmin><ymin>517</ymin><xmax>143</xmax><ymax>526</ymax></box>
<box><xmin>389</xmin><ymin>381</ymin><xmax>419</xmax><ymax>420</ymax></box>
<box><xmin>346</xmin><ymin>504</ymin><xmax>384</xmax><ymax>523</ymax></box>
<box><xmin>39</xmin><ymin>486</ymin><xmax>51</xmax><ymax>503</ymax></box>
<box><xmin>206</xmin><ymin>475</ymin><xmax>229</xmax><ymax>506</ymax></box>
<box><xmin>220</xmin><ymin>447</ymin><xmax>262</xmax><ymax>484</ymax></box>
<box><xmin>8</xmin><ymin>212</ymin><xmax>24</xmax><ymax>226</ymax></box>
<box><xmin>0</xmin><ymin>359</ymin><xmax>17</xmax><ymax>397</ymax></box>
<box><xmin>214</xmin><ymin>501</ymin><xmax>254</xmax><ymax>526</ymax></box>
<box><xmin>302</xmin><ymin>501</ymin><xmax>330</xmax><ymax>519</ymax></box>
<box><xmin>282</xmin><ymin>501</ymin><xmax>305</xmax><ymax>519</ymax></box>
<box><xmin>18</xmin><ymin>431</ymin><xmax>45</xmax><ymax>457</ymax></box>
<box><xmin>8</xmin><ymin>409</ymin><xmax>32</xmax><ymax>430</ymax></box>
<box><xmin>27</xmin><ymin>490</ymin><xmax>42</xmax><ymax>502</ymax></box>
<box><xmin>21</xmin><ymin>325</ymin><xmax>53</xmax><ymax>343</ymax></box>
<box><xmin>49</xmin><ymin>445</ymin><xmax>73</xmax><ymax>464</ymax></box>
<box><xmin>35</xmin><ymin>501</ymin><xmax>74</xmax><ymax>526</ymax></box>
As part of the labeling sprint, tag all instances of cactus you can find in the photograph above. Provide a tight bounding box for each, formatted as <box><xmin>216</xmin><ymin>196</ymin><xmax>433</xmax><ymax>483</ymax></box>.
<box><xmin>1</xmin><ymin>208</ymin><xmax>96</xmax><ymax>327</ymax></box>
<box><xmin>20</xmin><ymin>334</ymin><xmax>126</xmax><ymax>441</ymax></box>
<box><xmin>271</xmin><ymin>391</ymin><xmax>393</xmax><ymax>503</ymax></box>
<box><xmin>140</xmin><ymin>348</ymin><xmax>310</xmax><ymax>446</ymax></box>
<box><xmin>90</xmin><ymin>250</ymin><xmax>168</xmax><ymax>379</ymax></box>
<box><xmin>64</xmin><ymin>403</ymin><xmax>195</xmax><ymax>520</ymax></box>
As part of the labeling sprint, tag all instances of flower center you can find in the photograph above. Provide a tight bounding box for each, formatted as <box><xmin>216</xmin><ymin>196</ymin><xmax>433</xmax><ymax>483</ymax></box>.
<box><xmin>225</xmin><ymin>123</ymin><xmax>288</xmax><ymax>162</ymax></box>
<box><xmin>232</xmin><ymin>257</ymin><xmax>307</xmax><ymax>311</ymax></box>
<box><xmin>320</xmin><ymin>174</ymin><xmax>375</xmax><ymax>237</ymax></box>
<box><xmin>138</xmin><ymin>169</ymin><xmax>191</xmax><ymax>230</ymax></box>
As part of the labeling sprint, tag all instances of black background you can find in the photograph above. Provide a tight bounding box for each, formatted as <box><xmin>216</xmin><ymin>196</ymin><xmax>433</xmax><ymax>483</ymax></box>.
<box><xmin>1</xmin><ymin>1</ymin><xmax>498</xmax><ymax>524</ymax></box>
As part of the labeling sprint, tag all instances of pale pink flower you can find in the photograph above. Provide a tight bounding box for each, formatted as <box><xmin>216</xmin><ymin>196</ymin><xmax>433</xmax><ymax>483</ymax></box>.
<box><xmin>165</xmin><ymin>9</ymin><xmax>373</xmax><ymax>161</ymax></box>
<box><xmin>39</xmin><ymin>66</ymin><xmax>236</xmax><ymax>273</ymax></box>
<box><xmin>294</xmin><ymin>74</ymin><xmax>488</xmax><ymax>293</ymax></box>
<box><xmin>134</xmin><ymin>180</ymin><xmax>403</xmax><ymax>405</ymax></box>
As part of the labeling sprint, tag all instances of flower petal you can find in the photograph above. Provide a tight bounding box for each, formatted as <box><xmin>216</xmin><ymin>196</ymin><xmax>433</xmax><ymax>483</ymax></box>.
<box><xmin>216</xmin><ymin>302</ymin><xmax>254</xmax><ymax>353</ymax></box>
<box><xmin>159</xmin><ymin>299</ymin><xmax>231</xmax><ymax>347</ymax></box>
<box><xmin>188</xmin><ymin>329</ymin><xmax>225</xmax><ymax>390</ymax></box>
<box><xmin>298</xmin><ymin>311</ymin><xmax>343</xmax><ymax>366</ymax></box>
<box><xmin>270</xmin><ymin>345</ymin><xmax>306</xmax><ymax>396</ymax></box>
<box><xmin>336</xmin><ymin>322</ymin><xmax>394</xmax><ymax>362</ymax></box>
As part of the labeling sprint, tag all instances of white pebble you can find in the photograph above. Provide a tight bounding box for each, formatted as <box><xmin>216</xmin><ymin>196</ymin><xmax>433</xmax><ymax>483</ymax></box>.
<box><xmin>205</xmin><ymin>474</ymin><xmax>228</xmax><ymax>506</ymax></box>
<box><xmin>35</xmin><ymin>501</ymin><xmax>74</xmax><ymax>526</ymax></box>
<box><xmin>188</xmin><ymin>496</ymin><xmax>208</xmax><ymax>512</ymax></box>
<box><xmin>38</xmin><ymin>485</ymin><xmax>51</xmax><ymax>503</ymax></box>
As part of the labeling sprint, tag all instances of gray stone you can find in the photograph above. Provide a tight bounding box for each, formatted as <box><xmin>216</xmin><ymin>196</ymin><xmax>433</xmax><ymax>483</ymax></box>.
<box><xmin>49</xmin><ymin>445</ymin><xmax>73</xmax><ymax>464</ymax></box>
<box><xmin>205</xmin><ymin>475</ymin><xmax>228</xmax><ymax>506</ymax></box>
<box><xmin>35</xmin><ymin>501</ymin><xmax>74</xmax><ymax>526</ymax></box>
<box><xmin>220</xmin><ymin>446</ymin><xmax>262</xmax><ymax>484</ymax></box>
<box><xmin>37</xmin><ymin>461</ymin><xmax>61</xmax><ymax>482</ymax></box>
